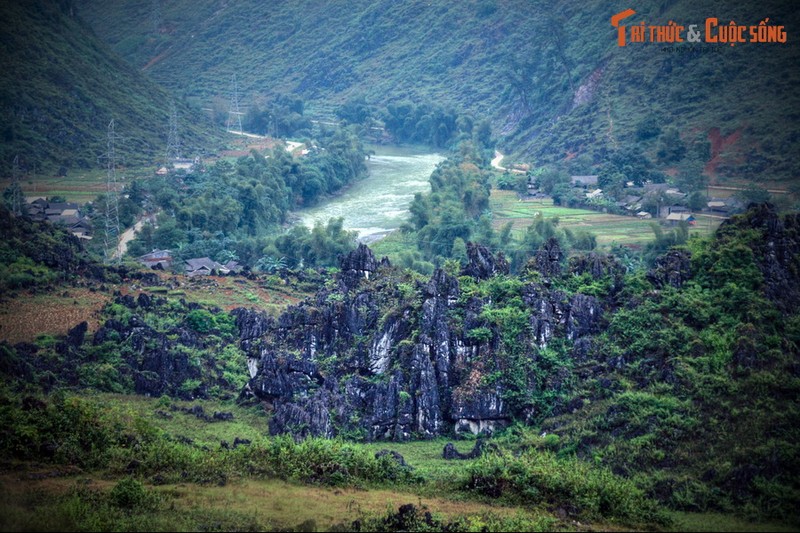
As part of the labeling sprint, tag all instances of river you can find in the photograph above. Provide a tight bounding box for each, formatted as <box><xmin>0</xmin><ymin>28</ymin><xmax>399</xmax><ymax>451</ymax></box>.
<box><xmin>295</xmin><ymin>145</ymin><xmax>444</xmax><ymax>242</ymax></box>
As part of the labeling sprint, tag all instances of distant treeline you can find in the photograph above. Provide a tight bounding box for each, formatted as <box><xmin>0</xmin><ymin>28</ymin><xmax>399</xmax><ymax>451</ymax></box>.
<box><xmin>336</xmin><ymin>97</ymin><xmax>493</xmax><ymax>149</ymax></box>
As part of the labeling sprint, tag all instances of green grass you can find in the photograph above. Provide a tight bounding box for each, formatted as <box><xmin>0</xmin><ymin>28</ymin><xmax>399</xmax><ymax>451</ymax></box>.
<box><xmin>83</xmin><ymin>393</ymin><xmax>270</xmax><ymax>448</ymax></box>
<box><xmin>490</xmin><ymin>190</ymin><xmax>722</xmax><ymax>248</ymax></box>
<box><xmin>140</xmin><ymin>273</ymin><xmax>309</xmax><ymax>314</ymax></box>
<box><xmin>369</xmin><ymin>231</ymin><xmax>419</xmax><ymax>262</ymax></box>
<box><xmin>361</xmin><ymin>439</ymin><xmax>481</xmax><ymax>485</ymax></box>
<box><xmin>668</xmin><ymin>511</ymin><xmax>800</xmax><ymax>532</ymax></box>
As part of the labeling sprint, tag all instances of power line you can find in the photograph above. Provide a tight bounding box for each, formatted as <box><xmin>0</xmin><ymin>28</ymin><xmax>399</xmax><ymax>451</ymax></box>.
<box><xmin>226</xmin><ymin>73</ymin><xmax>243</xmax><ymax>134</ymax></box>
<box><xmin>165</xmin><ymin>100</ymin><xmax>181</xmax><ymax>166</ymax></box>
<box><xmin>101</xmin><ymin>119</ymin><xmax>121</xmax><ymax>264</ymax></box>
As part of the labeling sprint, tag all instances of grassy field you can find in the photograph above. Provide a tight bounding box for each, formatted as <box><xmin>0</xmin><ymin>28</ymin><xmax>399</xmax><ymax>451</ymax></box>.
<box><xmin>490</xmin><ymin>190</ymin><xmax>723</xmax><ymax>249</ymax></box>
<box><xmin>1</xmin><ymin>392</ymin><xmax>796</xmax><ymax>532</ymax></box>
<box><xmin>0</xmin><ymin>394</ymin><xmax>556</xmax><ymax>531</ymax></box>
<box><xmin>0</xmin><ymin>471</ymin><xmax>555</xmax><ymax>532</ymax></box>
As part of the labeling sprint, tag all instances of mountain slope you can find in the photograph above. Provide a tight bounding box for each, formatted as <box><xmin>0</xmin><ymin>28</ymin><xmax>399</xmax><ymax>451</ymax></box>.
<box><xmin>0</xmin><ymin>0</ymin><xmax>223</xmax><ymax>175</ymax></box>
<box><xmin>76</xmin><ymin>0</ymin><xmax>800</xmax><ymax>180</ymax></box>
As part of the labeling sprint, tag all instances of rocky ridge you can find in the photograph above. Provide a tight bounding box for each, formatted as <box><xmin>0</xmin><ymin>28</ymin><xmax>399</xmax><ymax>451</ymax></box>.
<box><xmin>236</xmin><ymin>241</ymin><xmax>606</xmax><ymax>441</ymax></box>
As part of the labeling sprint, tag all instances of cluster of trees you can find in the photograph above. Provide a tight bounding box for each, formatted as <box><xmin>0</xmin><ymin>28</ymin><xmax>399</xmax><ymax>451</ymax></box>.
<box><xmin>125</xmin><ymin>128</ymin><xmax>366</xmax><ymax>268</ymax></box>
<box><xmin>336</xmin><ymin>98</ymin><xmax>493</xmax><ymax>152</ymax></box>
<box><xmin>241</xmin><ymin>95</ymin><xmax>312</xmax><ymax>138</ymax></box>
<box><xmin>399</xmin><ymin>142</ymin><xmax>598</xmax><ymax>273</ymax></box>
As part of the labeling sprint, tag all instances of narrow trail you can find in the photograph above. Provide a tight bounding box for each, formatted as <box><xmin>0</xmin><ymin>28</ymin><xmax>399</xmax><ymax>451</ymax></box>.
<box><xmin>226</xmin><ymin>130</ymin><xmax>303</xmax><ymax>153</ymax></box>
<box><xmin>491</xmin><ymin>151</ymin><xmax>526</xmax><ymax>174</ymax></box>
<box><xmin>491</xmin><ymin>150</ymin><xmax>506</xmax><ymax>170</ymax></box>
<box><xmin>113</xmin><ymin>218</ymin><xmax>146</xmax><ymax>260</ymax></box>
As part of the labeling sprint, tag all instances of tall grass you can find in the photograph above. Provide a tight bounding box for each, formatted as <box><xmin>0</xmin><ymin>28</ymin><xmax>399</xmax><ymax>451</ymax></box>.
<box><xmin>466</xmin><ymin>448</ymin><xmax>670</xmax><ymax>525</ymax></box>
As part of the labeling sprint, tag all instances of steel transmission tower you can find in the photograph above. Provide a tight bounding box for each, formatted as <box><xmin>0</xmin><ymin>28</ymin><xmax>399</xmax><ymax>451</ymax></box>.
<box><xmin>226</xmin><ymin>74</ymin><xmax>243</xmax><ymax>134</ymax></box>
<box><xmin>102</xmin><ymin>120</ymin><xmax>121</xmax><ymax>264</ymax></box>
<box><xmin>165</xmin><ymin>101</ymin><xmax>181</xmax><ymax>165</ymax></box>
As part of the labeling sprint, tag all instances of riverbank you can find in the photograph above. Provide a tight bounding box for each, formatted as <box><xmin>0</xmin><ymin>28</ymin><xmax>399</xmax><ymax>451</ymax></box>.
<box><xmin>291</xmin><ymin>145</ymin><xmax>444</xmax><ymax>241</ymax></box>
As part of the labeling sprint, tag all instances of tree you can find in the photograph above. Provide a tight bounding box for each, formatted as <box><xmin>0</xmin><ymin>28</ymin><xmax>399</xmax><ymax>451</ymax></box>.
<box><xmin>657</xmin><ymin>127</ymin><xmax>687</xmax><ymax>163</ymax></box>
<box><xmin>688</xmin><ymin>191</ymin><xmax>707</xmax><ymax>212</ymax></box>
<box><xmin>675</xmin><ymin>160</ymin><xmax>708</xmax><ymax>193</ymax></box>
<box><xmin>636</xmin><ymin>114</ymin><xmax>661</xmax><ymax>141</ymax></box>
<box><xmin>475</xmin><ymin>120</ymin><xmax>493</xmax><ymax>150</ymax></box>
<box><xmin>735</xmin><ymin>185</ymin><xmax>771</xmax><ymax>206</ymax></box>
<box><xmin>451</xmin><ymin>237</ymin><xmax>468</xmax><ymax>265</ymax></box>
<box><xmin>536</xmin><ymin>166</ymin><xmax>569</xmax><ymax>195</ymax></box>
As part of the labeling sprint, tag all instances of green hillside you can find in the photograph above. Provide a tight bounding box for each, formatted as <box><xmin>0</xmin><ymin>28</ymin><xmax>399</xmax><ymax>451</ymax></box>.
<box><xmin>76</xmin><ymin>0</ymin><xmax>800</xmax><ymax>181</ymax></box>
<box><xmin>0</xmin><ymin>0</ymin><xmax>223</xmax><ymax>176</ymax></box>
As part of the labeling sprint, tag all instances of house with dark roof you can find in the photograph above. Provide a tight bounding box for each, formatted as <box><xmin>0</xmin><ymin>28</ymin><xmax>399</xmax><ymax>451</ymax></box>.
<box><xmin>30</xmin><ymin>199</ymin><xmax>93</xmax><ymax>239</ymax></box>
<box><xmin>185</xmin><ymin>257</ymin><xmax>229</xmax><ymax>276</ymax></box>
<box><xmin>138</xmin><ymin>249</ymin><xmax>173</xmax><ymax>270</ymax></box>
<box><xmin>223</xmin><ymin>260</ymin><xmax>244</xmax><ymax>274</ymax></box>
<box><xmin>26</xmin><ymin>198</ymin><xmax>48</xmax><ymax>221</ymax></box>
<box><xmin>70</xmin><ymin>219</ymin><xmax>93</xmax><ymax>240</ymax></box>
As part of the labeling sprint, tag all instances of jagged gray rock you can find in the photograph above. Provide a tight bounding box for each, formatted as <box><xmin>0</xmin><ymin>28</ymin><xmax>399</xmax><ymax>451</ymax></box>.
<box><xmin>532</xmin><ymin>238</ymin><xmax>563</xmax><ymax>279</ymax></box>
<box><xmin>340</xmin><ymin>243</ymin><xmax>379</xmax><ymax>289</ymax></box>
<box><xmin>241</xmin><ymin>247</ymin><xmax>609</xmax><ymax>441</ymax></box>
<box><xmin>647</xmin><ymin>249</ymin><xmax>691</xmax><ymax>289</ymax></box>
<box><xmin>461</xmin><ymin>242</ymin><xmax>509</xmax><ymax>279</ymax></box>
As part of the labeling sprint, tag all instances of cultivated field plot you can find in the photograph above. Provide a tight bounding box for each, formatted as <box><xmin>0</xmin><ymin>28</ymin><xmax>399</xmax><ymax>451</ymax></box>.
<box><xmin>1</xmin><ymin>169</ymin><xmax>150</xmax><ymax>204</ymax></box>
<box><xmin>0</xmin><ymin>289</ymin><xmax>110</xmax><ymax>344</ymax></box>
<box><xmin>142</xmin><ymin>273</ymin><xmax>308</xmax><ymax>315</ymax></box>
<box><xmin>490</xmin><ymin>190</ymin><xmax>722</xmax><ymax>248</ymax></box>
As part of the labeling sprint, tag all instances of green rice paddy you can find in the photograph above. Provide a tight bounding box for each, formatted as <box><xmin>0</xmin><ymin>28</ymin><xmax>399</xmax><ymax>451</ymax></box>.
<box><xmin>490</xmin><ymin>190</ymin><xmax>723</xmax><ymax>248</ymax></box>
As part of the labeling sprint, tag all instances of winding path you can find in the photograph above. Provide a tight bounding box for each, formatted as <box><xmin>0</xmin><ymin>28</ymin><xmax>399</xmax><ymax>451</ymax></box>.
<box><xmin>491</xmin><ymin>150</ymin><xmax>526</xmax><ymax>174</ymax></box>
<box><xmin>112</xmin><ymin>218</ymin><xmax>146</xmax><ymax>260</ymax></box>
<box><xmin>491</xmin><ymin>150</ymin><xmax>506</xmax><ymax>170</ymax></box>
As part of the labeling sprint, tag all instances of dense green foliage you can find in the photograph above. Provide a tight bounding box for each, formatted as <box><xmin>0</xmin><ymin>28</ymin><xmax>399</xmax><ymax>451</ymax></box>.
<box><xmin>0</xmin><ymin>287</ymin><xmax>247</xmax><ymax>399</ymax></box>
<box><xmin>533</xmin><ymin>209</ymin><xmax>800</xmax><ymax>521</ymax></box>
<box><xmin>466</xmin><ymin>449</ymin><xmax>667</xmax><ymax>524</ymax></box>
<box><xmin>0</xmin><ymin>0</ymin><xmax>222</xmax><ymax>175</ymax></box>
<box><xmin>0</xmin><ymin>205</ymin><xmax>91</xmax><ymax>292</ymax></box>
<box><xmin>0</xmin><ymin>391</ymin><xmax>415</xmax><ymax>486</ymax></box>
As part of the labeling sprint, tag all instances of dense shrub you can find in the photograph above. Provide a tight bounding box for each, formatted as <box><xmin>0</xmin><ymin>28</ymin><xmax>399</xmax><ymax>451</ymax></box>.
<box><xmin>466</xmin><ymin>449</ymin><xmax>668</xmax><ymax>525</ymax></box>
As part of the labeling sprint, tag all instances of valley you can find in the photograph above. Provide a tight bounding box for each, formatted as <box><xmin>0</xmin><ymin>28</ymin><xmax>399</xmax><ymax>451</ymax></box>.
<box><xmin>1</xmin><ymin>1</ymin><xmax>799</xmax><ymax>532</ymax></box>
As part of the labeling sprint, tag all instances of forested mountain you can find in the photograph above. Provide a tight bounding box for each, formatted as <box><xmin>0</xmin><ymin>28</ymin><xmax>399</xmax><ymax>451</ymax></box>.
<box><xmin>0</xmin><ymin>0</ymin><xmax>223</xmax><ymax>175</ymax></box>
<box><xmin>76</xmin><ymin>0</ymin><xmax>800</xmax><ymax>180</ymax></box>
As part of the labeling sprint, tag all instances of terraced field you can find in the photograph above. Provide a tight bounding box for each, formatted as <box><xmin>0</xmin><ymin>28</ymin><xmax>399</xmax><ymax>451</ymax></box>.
<box><xmin>490</xmin><ymin>190</ymin><xmax>723</xmax><ymax>249</ymax></box>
